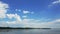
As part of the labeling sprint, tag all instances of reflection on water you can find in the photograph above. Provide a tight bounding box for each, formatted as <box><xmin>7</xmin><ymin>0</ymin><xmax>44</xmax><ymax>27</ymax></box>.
<box><xmin>0</xmin><ymin>29</ymin><xmax>60</xmax><ymax>34</ymax></box>
<box><xmin>0</xmin><ymin>29</ymin><xmax>12</xmax><ymax>32</ymax></box>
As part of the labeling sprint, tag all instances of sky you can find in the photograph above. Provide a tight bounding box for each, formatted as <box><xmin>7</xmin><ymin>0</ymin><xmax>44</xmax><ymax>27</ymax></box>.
<box><xmin>0</xmin><ymin>0</ymin><xmax>60</xmax><ymax>28</ymax></box>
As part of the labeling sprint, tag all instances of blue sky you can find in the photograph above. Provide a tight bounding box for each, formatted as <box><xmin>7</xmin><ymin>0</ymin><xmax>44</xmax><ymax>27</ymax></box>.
<box><xmin>0</xmin><ymin>0</ymin><xmax>60</xmax><ymax>28</ymax></box>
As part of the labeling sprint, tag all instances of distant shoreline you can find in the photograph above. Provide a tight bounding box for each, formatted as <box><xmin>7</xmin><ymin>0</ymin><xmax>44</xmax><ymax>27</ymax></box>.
<box><xmin>0</xmin><ymin>27</ymin><xmax>51</xmax><ymax>29</ymax></box>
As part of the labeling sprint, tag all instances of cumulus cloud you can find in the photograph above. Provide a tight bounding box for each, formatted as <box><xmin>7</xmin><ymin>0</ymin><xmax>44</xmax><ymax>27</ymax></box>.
<box><xmin>7</xmin><ymin>14</ymin><xmax>21</xmax><ymax>21</ymax></box>
<box><xmin>0</xmin><ymin>1</ymin><xmax>9</xmax><ymax>18</ymax></box>
<box><xmin>23</xmin><ymin>10</ymin><xmax>30</xmax><ymax>14</ymax></box>
<box><xmin>23</xmin><ymin>10</ymin><xmax>34</xmax><ymax>14</ymax></box>
<box><xmin>0</xmin><ymin>1</ymin><xmax>21</xmax><ymax>27</ymax></box>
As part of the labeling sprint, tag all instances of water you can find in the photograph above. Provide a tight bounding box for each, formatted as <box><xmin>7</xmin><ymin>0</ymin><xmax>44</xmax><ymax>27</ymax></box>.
<box><xmin>0</xmin><ymin>28</ymin><xmax>60</xmax><ymax>34</ymax></box>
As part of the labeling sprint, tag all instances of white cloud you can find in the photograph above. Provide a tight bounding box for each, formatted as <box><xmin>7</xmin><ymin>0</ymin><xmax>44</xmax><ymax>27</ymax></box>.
<box><xmin>7</xmin><ymin>21</ymin><xmax>17</xmax><ymax>24</ymax></box>
<box><xmin>7</xmin><ymin>14</ymin><xmax>15</xmax><ymax>19</ymax></box>
<box><xmin>0</xmin><ymin>1</ymin><xmax>9</xmax><ymax>9</ymax></box>
<box><xmin>23</xmin><ymin>10</ymin><xmax>34</xmax><ymax>14</ymax></box>
<box><xmin>15</xmin><ymin>9</ymin><xmax>21</xmax><ymax>12</ymax></box>
<box><xmin>47</xmin><ymin>19</ymin><xmax>60</xmax><ymax>28</ymax></box>
<box><xmin>48</xmin><ymin>0</ymin><xmax>60</xmax><ymax>7</ymax></box>
<box><xmin>0</xmin><ymin>1</ymin><xmax>9</xmax><ymax>18</ymax></box>
<box><xmin>22</xmin><ymin>19</ymin><xmax>60</xmax><ymax>28</ymax></box>
<box><xmin>48</xmin><ymin>19</ymin><xmax>60</xmax><ymax>24</ymax></box>
<box><xmin>52</xmin><ymin>0</ymin><xmax>60</xmax><ymax>4</ymax></box>
<box><xmin>0</xmin><ymin>1</ymin><xmax>22</xmax><ymax>27</ymax></box>
<box><xmin>0</xmin><ymin>1</ymin><xmax>60</xmax><ymax>28</ymax></box>
<box><xmin>23</xmin><ymin>10</ymin><xmax>30</xmax><ymax>14</ymax></box>
<box><xmin>7</xmin><ymin>13</ymin><xmax>22</xmax><ymax>22</ymax></box>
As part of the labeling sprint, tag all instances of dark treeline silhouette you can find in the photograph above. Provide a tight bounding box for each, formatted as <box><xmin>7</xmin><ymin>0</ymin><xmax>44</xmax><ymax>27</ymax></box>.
<box><xmin>0</xmin><ymin>27</ymin><xmax>51</xmax><ymax>29</ymax></box>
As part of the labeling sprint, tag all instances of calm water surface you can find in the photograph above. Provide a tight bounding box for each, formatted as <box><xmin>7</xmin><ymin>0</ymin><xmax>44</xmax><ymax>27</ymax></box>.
<box><xmin>0</xmin><ymin>28</ymin><xmax>60</xmax><ymax>34</ymax></box>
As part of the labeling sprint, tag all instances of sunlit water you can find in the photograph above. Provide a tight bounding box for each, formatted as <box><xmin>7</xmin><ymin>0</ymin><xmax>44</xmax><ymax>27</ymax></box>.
<box><xmin>0</xmin><ymin>28</ymin><xmax>60</xmax><ymax>34</ymax></box>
